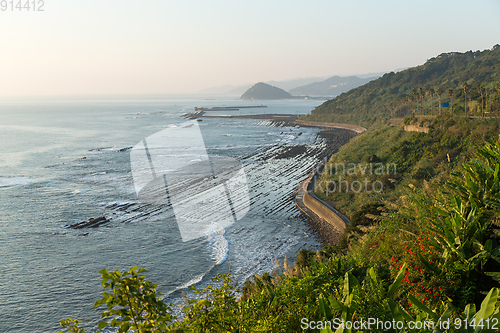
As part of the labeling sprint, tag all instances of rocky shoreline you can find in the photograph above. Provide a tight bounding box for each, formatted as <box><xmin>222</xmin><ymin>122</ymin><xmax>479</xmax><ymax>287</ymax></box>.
<box><xmin>63</xmin><ymin>120</ymin><xmax>358</xmax><ymax>247</ymax></box>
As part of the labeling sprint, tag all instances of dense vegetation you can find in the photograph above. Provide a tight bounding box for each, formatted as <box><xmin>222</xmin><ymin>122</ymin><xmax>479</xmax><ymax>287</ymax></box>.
<box><xmin>301</xmin><ymin>45</ymin><xmax>500</xmax><ymax>127</ymax></box>
<box><xmin>240</xmin><ymin>82</ymin><xmax>292</xmax><ymax>99</ymax></box>
<box><xmin>315</xmin><ymin>116</ymin><xmax>500</xmax><ymax>218</ymax></box>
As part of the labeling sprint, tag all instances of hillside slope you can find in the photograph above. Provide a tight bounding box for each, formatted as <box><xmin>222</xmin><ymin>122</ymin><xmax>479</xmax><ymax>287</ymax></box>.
<box><xmin>301</xmin><ymin>45</ymin><xmax>500</xmax><ymax>127</ymax></box>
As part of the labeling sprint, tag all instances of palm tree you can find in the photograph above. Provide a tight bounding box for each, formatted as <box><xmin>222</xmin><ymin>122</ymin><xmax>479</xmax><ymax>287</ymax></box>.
<box><xmin>478</xmin><ymin>85</ymin><xmax>485</xmax><ymax>117</ymax></box>
<box><xmin>487</xmin><ymin>88</ymin><xmax>491</xmax><ymax>117</ymax></box>
<box><xmin>418</xmin><ymin>87</ymin><xmax>425</xmax><ymax>114</ymax></box>
<box><xmin>428</xmin><ymin>88</ymin><xmax>435</xmax><ymax>115</ymax></box>
<box><xmin>436</xmin><ymin>87</ymin><xmax>443</xmax><ymax>115</ymax></box>
<box><xmin>411</xmin><ymin>89</ymin><xmax>418</xmax><ymax>113</ymax></box>
<box><xmin>497</xmin><ymin>83</ymin><xmax>500</xmax><ymax>116</ymax></box>
<box><xmin>407</xmin><ymin>94</ymin><xmax>413</xmax><ymax>115</ymax></box>
<box><xmin>448</xmin><ymin>88</ymin><xmax>454</xmax><ymax>115</ymax></box>
<box><xmin>462</xmin><ymin>82</ymin><xmax>469</xmax><ymax>117</ymax></box>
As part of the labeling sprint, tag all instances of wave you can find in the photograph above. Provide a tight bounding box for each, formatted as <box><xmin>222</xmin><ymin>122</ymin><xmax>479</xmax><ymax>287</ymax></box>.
<box><xmin>168</xmin><ymin>223</ymin><xmax>229</xmax><ymax>295</ymax></box>
<box><xmin>174</xmin><ymin>274</ymin><xmax>204</xmax><ymax>291</ymax></box>
<box><xmin>205</xmin><ymin>222</ymin><xmax>229</xmax><ymax>266</ymax></box>
<box><xmin>88</xmin><ymin>147</ymin><xmax>132</xmax><ymax>152</ymax></box>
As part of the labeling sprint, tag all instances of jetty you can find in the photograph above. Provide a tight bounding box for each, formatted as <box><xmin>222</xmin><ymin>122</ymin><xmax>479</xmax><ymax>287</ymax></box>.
<box><xmin>194</xmin><ymin>105</ymin><xmax>267</xmax><ymax>112</ymax></box>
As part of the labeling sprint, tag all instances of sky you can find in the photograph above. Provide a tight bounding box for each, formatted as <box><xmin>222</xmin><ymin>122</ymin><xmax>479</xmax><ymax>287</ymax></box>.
<box><xmin>0</xmin><ymin>0</ymin><xmax>499</xmax><ymax>96</ymax></box>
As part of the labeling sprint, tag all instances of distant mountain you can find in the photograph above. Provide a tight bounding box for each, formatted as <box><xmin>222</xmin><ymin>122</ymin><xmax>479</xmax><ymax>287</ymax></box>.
<box><xmin>351</xmin><ymin>68</ymin><xmax>406</xmax><ymax>79</ymax></box>
<box><xmin>240</xmin><ymin>82</ymin><xmax>292</xmax><ymax>100</ymax></box>
<box><xmin>227</xmin><ymin>84</ymin><xmax>253</xmax><ymax>95</ymax></box>
<box><xmin>198</xmin><ymin>84</ymin><xmax>251</xmax><ymax>95</ymax></box>
<box><xmin>200</xmin><ymin>77</ymin><xmax>328</xmax><ymax>95</ymax></box>
<box><xmin>198</xmin><ymin>71</ymin><xmax>402</xmax><ymax>95</ymax></box>
<box><xmin>265</xmin><ymin>76</ymin><xmax>330</xmax><ymax>91</ymax></box>
<box><xmin>289</xmin><ymin>76</ymin><xmax>377</xmax><ymax>96</ymax></box>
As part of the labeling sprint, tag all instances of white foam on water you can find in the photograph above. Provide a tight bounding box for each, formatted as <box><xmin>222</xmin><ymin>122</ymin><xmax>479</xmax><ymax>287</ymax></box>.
<box><xmin>168</xmin><ymin>223</ymin><xmax>230</xmax><ymax>294</ymax></box>
<box><xmin>95</xmin><ymin>200</ymin><xmax>136</xmax><ymax>207</ymax></box>
<box><xmin>205</xmin><ymin>222</ymin><xmax>229</xmax><ymax>266</ymax></box>
<box><xmin>0</xmin><ymin>177</ymin><xmax>37</xmax><ymax>187</ymax></box>
<box><xmin>101</xmin><ymin>147</ymin><xmax>132</xmax><ymax>152</ymax></box>
<box><xmin>174</xmin><ymin>274</ymin><xmax>204</xmax><ymax>291</ymax></box>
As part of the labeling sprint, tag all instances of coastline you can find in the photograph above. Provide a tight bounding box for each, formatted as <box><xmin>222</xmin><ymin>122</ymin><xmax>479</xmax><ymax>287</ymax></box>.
<box><xmin>192</xmin><ymin>113</ymin><xmax>367</xmax><ymax>135</ymax></box>
<box><xmin>192</xmin><ymin>110</ymin><xmax>360</xmax><ymax>245</ymax></box>
<box><xmin>202</xmin><ymin>113</ymin><xmax>360</xmax><ymax>245</ymax></box>
<box><xmin>294</xmin><ymin>120</ymin><xmax>366</xmax><ymax>134</ymax></box>
<box><xmin>293</xmin><ymin>127</ymin><xmax>357</xmax><ymax>245</ymax></box>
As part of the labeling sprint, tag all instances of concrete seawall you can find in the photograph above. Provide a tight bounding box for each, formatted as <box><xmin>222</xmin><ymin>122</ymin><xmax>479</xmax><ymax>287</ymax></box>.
<box><xmin>302</xmin><ymin>182</ymin><xmax>346</xmax><ymax>233</ymax></box>
<box><xmin>291</xmin><ymin>123</ymin><xmax>360</xmax><ymax>242</ymax></box>
<box><xmin>295</xmin><ymin>120</ymin><xmax>366</xmax><ymax>134</ymax></box>
<box><xmin>295</xmin><ymin>168</ymin><xmax>348</xmax><ymax>239</ymax></box>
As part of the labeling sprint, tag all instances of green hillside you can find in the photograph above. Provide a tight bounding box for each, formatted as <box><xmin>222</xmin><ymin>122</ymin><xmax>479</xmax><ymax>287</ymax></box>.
<box><xmin>301</xmin><ymin>45</ymin><xmax>500</xmax><ymax>127</ymax></box>
<box><xmin>240</xmin><ymin>82</ymin><xmax>292</xmax><ymax>100</ymax></box>
<box><xmin>315</xmin><ymin>116</ymin><xmax>500</xmax><ymax>238</ymax></box>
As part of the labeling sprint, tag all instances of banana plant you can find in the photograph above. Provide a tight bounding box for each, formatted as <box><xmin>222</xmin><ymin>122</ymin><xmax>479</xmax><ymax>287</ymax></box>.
<box><xmin>318</xmin><ymin>264</ymin><xmax>408</xmax><ymax>333</ymax></box>
<box><xmin>420</xmin><ymin>139</ymin><xmax>500</xmax><ymax>277</ymax></box>
<box><xmin>442</xmin><ymin>288</ymin><xmax>499</xmax><ymax>333</ymax></box>
<box><xmin>405</xmin><ymin>295</ymin><xmax>453</xmax><ymax>333</ymax></box>
<box><xmin>428</xmin><ymin>200</ymin><xmax>492</xmax><ymax>274</ymax></box>
<box><xmin>318</xmin><ymin>271</ymin><xmax>362</xmax><ymax>333</ymax></box>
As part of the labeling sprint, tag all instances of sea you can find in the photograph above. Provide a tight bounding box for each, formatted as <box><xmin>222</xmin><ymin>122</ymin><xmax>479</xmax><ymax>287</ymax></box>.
<box><xmin>0</xmin><ymin>95</ymin><xmax>329</xmax><ymax>332</ymax></box>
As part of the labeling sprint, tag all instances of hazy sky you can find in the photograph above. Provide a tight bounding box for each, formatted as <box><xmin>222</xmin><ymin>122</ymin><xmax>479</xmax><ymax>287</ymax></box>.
<box><xmin>1</xmin><ymin>0</ymin><xmax>499</xmax><ymax>96</ymax></box>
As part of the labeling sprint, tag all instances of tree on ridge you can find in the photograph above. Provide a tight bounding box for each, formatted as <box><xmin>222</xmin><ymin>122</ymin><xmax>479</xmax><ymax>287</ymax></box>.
<box><xmin>462</xmin><ymin>82</ymin><xmax>469</xmax><ymax>117</ymax></box>
<box><xmin>418</xmin><ymin>87</ymin><xmax>425</xmax><ymax>114</ymax></box>
<box><xmin>478</xmin><ymin>85</ymin><xmax>485</xmax><ymax>117</ymax></box>
<box><xmin>436</xmin><ymin>87</ymin><xmax>443</xmax><ymax>115</ymax></box>
<box><xmin>448</xmin><ymin>88</ymin><xmax>454</xmax><ymax>115</ymax></box>
<box><xmin>411</xmin><ymin>88</ymin><xmax>418</xmax><ymax>113</ymax></box>
<box><xmin>428</xmin><ymin>88</ymin><xmax>435</xmax><ymax>115</ymax></box>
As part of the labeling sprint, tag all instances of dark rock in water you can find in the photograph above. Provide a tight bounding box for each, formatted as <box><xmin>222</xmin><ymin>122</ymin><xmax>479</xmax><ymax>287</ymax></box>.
<box><xmin>65</xmin><ymin>216</ymin><xmax>110</xmax><ymax>229</ymax></box>
<box><xmin>270</xmin><ymin>145</ymin><xmax>309</xmax><ymax>160</ymax></box>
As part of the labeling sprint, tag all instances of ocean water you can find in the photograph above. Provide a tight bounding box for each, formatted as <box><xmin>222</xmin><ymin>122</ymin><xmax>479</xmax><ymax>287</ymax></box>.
<box><xmin>0</xmin><ymin>95</ymin><xmax>328</xmax><ymax>332</ymax></box>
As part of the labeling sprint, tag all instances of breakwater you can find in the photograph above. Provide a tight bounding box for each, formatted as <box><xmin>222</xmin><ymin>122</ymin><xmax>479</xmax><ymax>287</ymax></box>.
<box><xmin>195</xmin><ymin>105</ymin><xmax>267</xmax><ymax>111</ymax></box>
